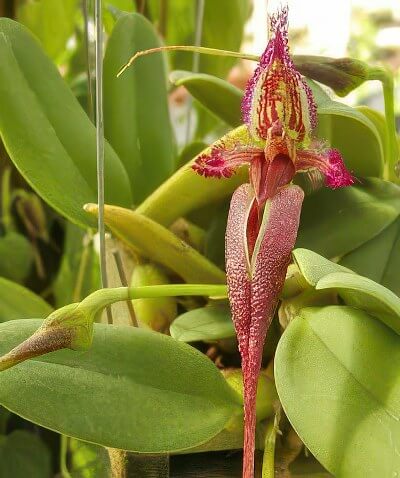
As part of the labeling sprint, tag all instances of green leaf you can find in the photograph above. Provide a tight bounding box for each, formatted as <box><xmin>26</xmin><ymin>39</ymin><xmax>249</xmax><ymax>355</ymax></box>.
<box><xmin>170</xmin><ymin>303</ymin><xmax>234</xmax><ymax>342</ymax></box>
<box><xmin>0</xmin><ymin>19</ymin><xmax>132</xmax><ymax>227</ymax></box>
<box><xmin>17</xmin><ymin>0</ymin><xmax>78</xmax><ymax>62</ymax></box>
<box><xmin>0</xmin><ymin>320</ymin><xmax>241</xmax><ymax>452</ymax></box>
<box><xmin>292</xmin><ymin>248</ymin><xmax>353</xmax><ymax>287</ymax></box>
<box><xmin>339</xmin><ymin>216</ymin><xmax>400</xmax><ymax>296</ymax></box>
<box><xmin>104</xmin><ymin>13</ymin><xmax>175</xmax><ymax>203</ymax></box>
<box><xmin>316</xmin><ymin>272</ymin><xmax>400</xmax><ymax>334</ymax></box>
<box><xmin>296</xmin><ymin>178</ymin><xmax>400</xmax><ymax>259</ymax></box>
<box><xmin>0</xmin><ymin>430</ymin><xmax>51</xmax><ymax>478</ymax></box>
<box><xmin>261</xmin><ymin>415</ymin><xmax>279</xmax><ymax>478</ymax></box>
<box><xmin>84</xmin><ymin>203</ymin><xmax>226</xmax><ymax>284</ymax></box>
<box><xmin>0</xmin><ymin>232</ymin><xmax>33</xmax><ymax>283</ymax></box>
<box><xmin>171</xmin><ymin>70</ymin><xmax>242</xmax><ymax>127</ymax></box>
<box><xmin>309</xmin><ymin>80</ymin><xmax>384</xmax><ymax>178</ymax></box>
<box><xmin>103</xmin><ymin>0</ymin><xmax>134</xmax><ymax>34</ymax></box>
<box><xmin>136</xmin><ymin>126</ymin><xmax>249</xmax><ymax>226</ymax></box>
<box><xmin>275</xmin><ymin>305</ymin><xmax>400</xmax><ymax>477</ymax></box>
<box><xmin>0</xmin><ymin>277</ymin><xmax>52</xmax><ymax>323</ymax></box>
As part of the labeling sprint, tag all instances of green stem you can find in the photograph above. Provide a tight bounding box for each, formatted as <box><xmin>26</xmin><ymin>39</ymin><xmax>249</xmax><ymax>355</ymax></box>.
<box><xmin>79</xmin><ymin>284</ymin><xmax>227</xmax><ymax>314</ymax></box>
<box><xmin>60</xmin><ymin>435</ymin><xmax>72</xmax><ymax>478</ymax></box>
<box><xmin>129</xmin><ymin>284</ymin><xmax>227</xmax><ymax>299</ymax></box>
<box><xmin>367</xmin><ymin>67</ymin><xmax>399</xmax><ymax>183</ymax></box>
<box><xmin>1</xmin><ymin>167</ymin><xmax>13</xmax><ymax>232</ymax></box>
<box><xmin>117</xmin><ymin>45</ymin><xmax>259</xmax><ymax>77</ymax></box>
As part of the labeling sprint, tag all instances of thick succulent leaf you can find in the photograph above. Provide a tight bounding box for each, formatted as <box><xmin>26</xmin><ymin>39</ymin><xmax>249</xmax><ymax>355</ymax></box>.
<box><xmin>275</xmin><ymin>306</ymin><xmax>400</xmax><ymax>477</ymax></box>
<box><xmin>292</xmin><ymin>248</ymin><xmax>353</xmax><ymax>287</ymax></box>
<box><xmin>171</xmin><ymin>70</ymin><xmax>243</xmax><ymax>127</ymax></box>
<box><xmin>84</xmin><ymin>203</ymin><xmax>226</xmax><ymax>284</ymax></box>
<box><xmin>0</xmin><ymin>277</ymin><xmax>52</xmax><ymax>323</ymax></box>
<box><xmin>170</xmin><ymin>303</ymin><xmax>235</xmax><ymax>342</ymax></box>
<box><xmin>339</xmin><ymin>216</ymin><xmax>400</xmax><ymax>296</ymax></box>
<box><xmin>136</xmin><ymin>126</ymin><xmax>249</xmax><ymax>226</ymax></box>
<box><xmin>0</xmin><ymin>320</ymin><xmax>241</xmax><ymax>452</ymax></box>
<box><xmin>316</xmin><ymin>272</ymin><xmax>400</xmax><ymax>334</ymax></box>
<box><xmin>104</xmin><ymin>13</ymin><xmax>175</xmax><ymax>203</ymax></box>
<box><xmin>0</xmin><ymin>19</ymin><xmax>132</xmax><ymax>227</ymax></box>
<box><xmin>0</xmin><ymin>430</ymin><xmax>52</xmax><ymax>478</ymax></box>
<box><xmin>0</xmin><ymin>232</ymin><xmax>33</xmax><ymax>283</ymax></box>
<box><xmin>296</xmin><ymin>178</ymin><xmax>400</xmax><ymax>258</ymax></box>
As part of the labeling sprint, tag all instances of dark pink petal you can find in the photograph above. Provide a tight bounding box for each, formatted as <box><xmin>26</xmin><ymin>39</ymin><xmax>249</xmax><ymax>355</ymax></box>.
<box><xmin>242</xmin><ymin>6</ymin><xmax>317</xmax><ymax>144</ymax></box>
<box><xmin>225</xmin><ymin>184</ymin><xmax>255</xmax><ymax>362</ymax></box>
<box><xmin>296</xmin><ymin>147</ymin><xmax>355</xmax><ymax>188</ymax></box>
<box><xmin>226</xmin><ymin>184</ymin><xmax>304</xmax><ymax>478</ymax></box>
<box><xmin>192</xmin><ymin>144</ymin><xmax>264</xmax><ymax>179</ymax></box>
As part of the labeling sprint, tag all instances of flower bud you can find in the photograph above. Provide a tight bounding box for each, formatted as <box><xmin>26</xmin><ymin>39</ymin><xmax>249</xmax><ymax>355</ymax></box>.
<box><xmin>294</xmin><ymin>56</ymin><xmax>372</xmax><ymax>97</ymax></box>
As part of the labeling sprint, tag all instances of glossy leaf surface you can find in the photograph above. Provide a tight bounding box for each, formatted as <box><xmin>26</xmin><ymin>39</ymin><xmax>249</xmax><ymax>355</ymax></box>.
<box><xmin>275</xmin><ymin>306</ymin><xmax>400</xmax><ymax>477</ymax></box>
<box><xmin>0</xmin><ymin>19</ymin><xmax>132</xmax><ymax>227</ymax></box>
<box><xmin>104</xmin><ymin>13</ymin><xmax>175</xmax><ymax>203</ymax></box>
<box><xmin>0</xmin><ymin>320</ymin><xmax>241</xmax><ymax>452</ymax></box>
<box><xmin>316</xmin><ymin>272</ymin><xmax>400</xmax><ymax>334</ymax></box>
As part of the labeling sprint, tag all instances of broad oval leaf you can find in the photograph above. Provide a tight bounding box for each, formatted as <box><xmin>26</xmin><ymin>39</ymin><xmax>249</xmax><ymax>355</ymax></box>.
<box><xmin>316</xmin><ymin>272</ymin><xmax>400</xmax><ymax>334</ymax></box>
<box><xmin>275</xmin><ymin>305</ymin><xmax>400</xmax><ymax>477</ymax></box>
<box><xmin>104</xmin><ymin>13</ymin><xmax>175</xmax><ymax>203</ymax></box>
<box><xmin>292</xmin><ymin>248</ymin><xmax>353</xmax><ymax>287</ymax></box>
<box><xmin>84</xmin><ymin>203</ymin><xmax>226</xmax><ymax>284</ymax></box>
<box><xmin>0</xmin><ymin>19</ymin><xmax>132</xmax><ymax>227</ymax></box>
<box><xmin>0</xmin><ymin>320</ymin><xmax>241</xmax><ymax>452</ymax></box>
<box><xmin>170</xmin><ymin>303</ymin><xmax>235</xmax><ymax>342</ymax></box>
<box><xmin>339</xmin><ymin>216</ymin><xmax>400</xmax><ymax>296</ymax></box>
<box><xmin>0</xmin><ymin>277</ymin><xmax>53</xmax><ymax>323</ymax></box>
<box><xmin>296</xmin><ymin>178</ymin><xmax>400</xmax><ymax>259</ymax></box>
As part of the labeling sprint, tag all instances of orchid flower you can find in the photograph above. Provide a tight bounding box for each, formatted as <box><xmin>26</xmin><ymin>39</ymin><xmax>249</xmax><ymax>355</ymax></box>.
<box><xmin>192</xmin><ymin>6</ymin><xmax>354</xmax><ymax>478</ymax></box>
